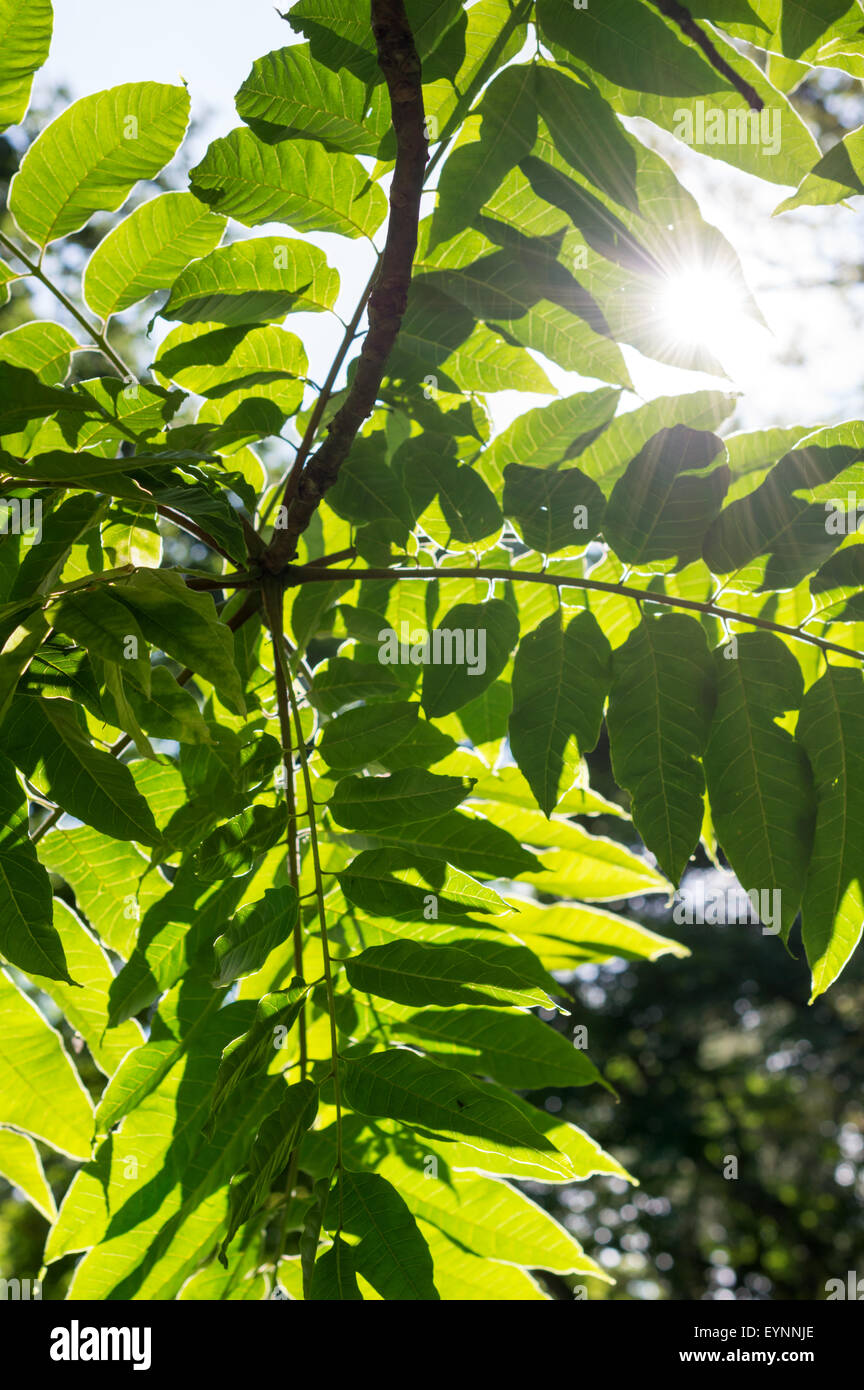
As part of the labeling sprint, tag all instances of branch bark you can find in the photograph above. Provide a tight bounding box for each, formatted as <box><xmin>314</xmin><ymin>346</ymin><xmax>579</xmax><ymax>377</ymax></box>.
<box><xmin>652</xmin><ymin>0</ymin><xmax>764</xmax><ymax>109</ymax></box>
<box><xmin>263</xmin><ymin>0</ymin><xmax>427</xmax><ymax>573</ymax></box>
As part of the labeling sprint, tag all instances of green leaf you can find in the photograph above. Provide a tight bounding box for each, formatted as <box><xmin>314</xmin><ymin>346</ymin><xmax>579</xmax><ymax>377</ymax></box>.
<box><xmin>425</xmin><ymin>463</ymin><xmax>504</xmax><ymax>547</ymax></box>
<box><xmin>208</xmin><ymin>987</ymin><xmax>307</xmax><ymax>1130</ymax></box>
<box><xmin>506</xmin><ymin>816</ymin><xmax>671</xmax><ymax>900</ymax></box>
<box><xmin>0</xmin><ymin>609</ymin><xmax>48</xmax><ymax>725</ymax></box>
<box><xmin>503</xmin><ymin>462</ymin><xmax>605</xmax><ymax>554</ymax></box>
<box><xmin>479</xmin><ymin>388</ymin><xmax>621</xmax><ymax>492</ymax></box>
<box><xmin>124</xmin><ymin>665</ymin><xmax>213</xmax><ymax>746</ymax></box>
<box><xmin>796</xmin><ymin>664</ymin><xmax>864</xmax><ymax>999</ymax></box>
<box><xmin>368</xmin><ymin>1144</ymin><xmax>600</xmax><ymax>1272</ymax></box>
<box><xmin>213</xmin><ymin>886</ymin><xmax>299</xmax><ymax>986</ymax></box>
<box><xmin>112</xmin><ymin>569</ymin><xmax>246</xmax><ymax>715</ymax></box>
<box><xmin>309</xmin><ymin>1236</ymin><xmax>362</xmax><ymax>1301</ymax></box>
<box><xmin>703</xmin><ymin>633</ymin><xmax>815</xmax><ymax>939</ymax></box>
<box><xmin>703</xmin><ymin>423</ymin><xmax>864</xmax><ymax>590</ymax></box>
<box><xmin>421</xmin><ymin>599</ymin><xmax>518</xmax><ymax>718</ymax></box>
<box><xmin>509</xmin><ymin>609</ymin><xmax>611</xmax><ymax>816</ymax></box>
<box><xmin>532</xmin><ymin>64</ymin><xmax>639</xmax><ymax>210</ymax></box>
<box><xmin>780</xmin><ymin>0</ymin><xmax>853</xmax><ymax>59</ymax></box>
<box><xmin>190</xmin><ymin>126</ymin><xmax>387</xmax><ymax>239</ymax></box>
<box><xmin>431</xmin><ymin>64</ymin><xmax>539</xmax><ymax>247</ymax></box>
<box><xmin>223</xmin><ymin>1079</ymin><xmax>318</xmax><ymax>1255</ymax></box>
<box><xmin>604</xmin><ymin>426</ymin><xmax>730</xmax><ymax>569</ymax></box>
<box><xmin>775</xmin><ymin>121</ymin><xmax>864</xmax><ymax>212</ymax></box>
<box><xmin>319</xmin><ymin>700</ymin><xmax>420</xmax><ymax>771</ymax></box>
<box><xmin>415</xmin><ymin>1220</ymin><xmax>548</xmax><ymax>1298</ymax></box>
<box><xmin>195</xmin><ymin>803</ymin><xmax>284</xmax><ymax>881</ymax></box>
<box><xmin>154</xmin><ymin>321</ymin><xmax>306</xmax><ymax>398</ymax></box>
<box><xmin>507</xmin><ymin>898</ymin><xmax>688</xmax><ymax>970</ymax></box>
<box><xmin>10</xmin><ymin>82</ymin><xmax>190</xmax><ymax>245</ymax></box>
<box><xmin>330</xmin><ymin>769</ymin><xmax>470</xmax><ymax>831</ymax></box>
<box><xmin>579</xmin><ymin>391</ymin><xmax>738</xmax><ymax>497</ymax></box>
<box><xmin>373</xmin><ymin>808</ymin><xmax>541</xmax><ymax>879</ymax></box>
<box><xmin>3</xmin><ymin>696</ymin><xmax>160</xmax><ymax>845</ymax></box>
<box><xmin>162</xmin><ymin>236</ymin><xmax>339</xmax><ymax>326</ymax></box>
<box><xmin>0</xmin><ymin>0</ymin><xmax>53</xmax><ymax>132</ymax></box>
<box><xmin>83</xmin><ymin>191</ymin><xmax>227</xmax><ymax>319</ymax></box>
<box><xmin>608</xmin><ymin>615</ymin><xmax>716</xmax><ymax>883</ymax></box>
<box><xmin>36</xmin><ymin>824</ymin><xmax>167</xmax><ymax>958</ymax></box>
<box><xmin>0</xmin><ymin>968</ymin><xmax>93</xmax><ymax>1159</ymax></box>
<box><xmin>235</xmin><ymin>42</ymin><xmax>390</xmax><ymax>154</ymax></box>
<box><xmin>26</xmin><ymin>899</ymin><xmax>143</xmax><ymax>1075</ymax></box>
<box><xmin>324</xmin><ymin>1169</ymin><xmax>439</xmax><ymax>1301</ymax></box>
<box><xmin>290</xmin><ymin>0</ymin><xmax>464</xmax><ymax>82</ymax></box>
<box><xmin>809</xmin><ymin>546</ymin><xmax>864</xmax><ymax>624</ymax></box>
<box><xmin>0</xmin><ymin>258</ymin><xmax>17</xmax><ymax>306</ymax></box>
<box><xmin>0</xmin><ymin>362</ymin><xmax>91</xmax><ymax>432</ymax></box>
<box><xmin>52</xmin><ymin>585</ymin><xmax>151</xmax><ymax>695</ymax></box>
<box><xmin>386</xmin><ymin>1004</ymin><xmax>606</xmax><ymax>1091</ymax></box>
<box><xmin>0</xmin><ymin>751</ymin><xmax>71</xmax><ymax>981</ymax></box>
<box><xmin>536</xmin><ymin>0</ymin><xmax>721</xmax><ymax>97</ymax></box>
<box><xmin>308</xmin><ymin>657</ymin><xmax>401</xmax><ymax>715</ymax></box>
<box><xmin>342</xmin><ymin>1048</ymin><xmax>574</xmax><ymax>1180</ymax></box>
<box><xmin>345</xmin><ymin>938</ymin><xmax>554</xmax><ymax>1009</ymax></box>
<box><xmin>9</xmin><ymin>492</ymin><xmax>106</xmax><ymax>601</ymax></box>
<box><xmin>373</xmin><ymin>717</ymin><xmax>456</xmax><ymax>772</ymax></box>
<box><xmin>0</xmin><ymin>1126</ymin><xmax>56</xmax><ymax>1220</ymax></box>
<box><xmin>327</xmin><ymin>442</ymin><xmax>414</xmax><ymax>531</ymax></box>
<box><xmin>337</xmin><ymin>849</ymin><xmax>508</xmax><ymax>923</ymax></box>
<box><xmin>94</xmin><ymin>974</ymin><xmax>222</xmax><ymax>1130</ymax></box>
<box><xmin>0</xmin><ymin>320</ymin><xmax>76</xmax><ymax>384</ymax></box>
<box><xmin>576</xmin><ymin>20</ymin><xmax>819</xmax><ymax>189</ymax></box>
<box><xmin>391</xmin><ymin>279</ymin><xmax>555</xmax><ymax>394</ymax></box>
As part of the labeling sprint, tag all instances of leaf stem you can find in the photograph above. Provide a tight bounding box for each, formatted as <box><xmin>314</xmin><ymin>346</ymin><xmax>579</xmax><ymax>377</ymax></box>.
<box><xmin>0</xmin><ymin>227</ymin><xmax>136</xmax><ymax>379</ymax></box>
<box><xmin>286</xmin><ymin>563</ymin><xmax>864</xmax><ymax>662</ymax></box>
<box><xmin>283</xmin><ymin>641</ymin><xmax>344</xmax><ymax>1233</ymax></box>
<box><xmin>262</xmin><ymin>578</ymin><xmax>308</xmax><ymax>1082</ymax></box>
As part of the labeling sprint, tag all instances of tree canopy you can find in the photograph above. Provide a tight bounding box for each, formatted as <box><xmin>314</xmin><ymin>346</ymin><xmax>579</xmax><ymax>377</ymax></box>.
<box><xmin>1</xmin><ymin>0</ymin><xmax>863</xmax><ymax>1301</ymax></box>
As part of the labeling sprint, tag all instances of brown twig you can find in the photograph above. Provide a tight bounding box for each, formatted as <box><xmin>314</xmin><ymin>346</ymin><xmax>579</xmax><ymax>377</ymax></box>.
<box><xmin>652</xmin><ymin>0</ymin><xmax>764</xmax><ymax>109</ymax></box>
<box><xmin>263</xmin><ymin>0</ymin><xmax>428</xmax><ymax>573</ymax></box>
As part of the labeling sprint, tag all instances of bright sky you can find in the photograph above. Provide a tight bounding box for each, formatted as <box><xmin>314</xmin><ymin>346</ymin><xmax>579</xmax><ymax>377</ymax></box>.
<box><xmin>28</xmin><ymin>2</ymin><xmax>864</xmax><ymax>438</ymax></box>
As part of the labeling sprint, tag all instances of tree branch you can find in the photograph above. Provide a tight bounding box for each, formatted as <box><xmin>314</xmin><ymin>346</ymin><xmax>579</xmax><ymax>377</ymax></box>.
<box><xmin>284</xmin><ymin>563</ymin><xmax>864</xmax><ymax>662</ymax></box>
<box><xmin>263</xmin><ymin>0</ymin><xmax>428</xmax><ymax>573</ymax></box>
<box><xmin>265</xmin><ymin>259</ymin><xmax>380</xmax><ymax>531</ymax></box>
<box><xmin>652</xmin><ymin>0</ymin><xmax>764</xmax><ymax>109</ymax></box>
